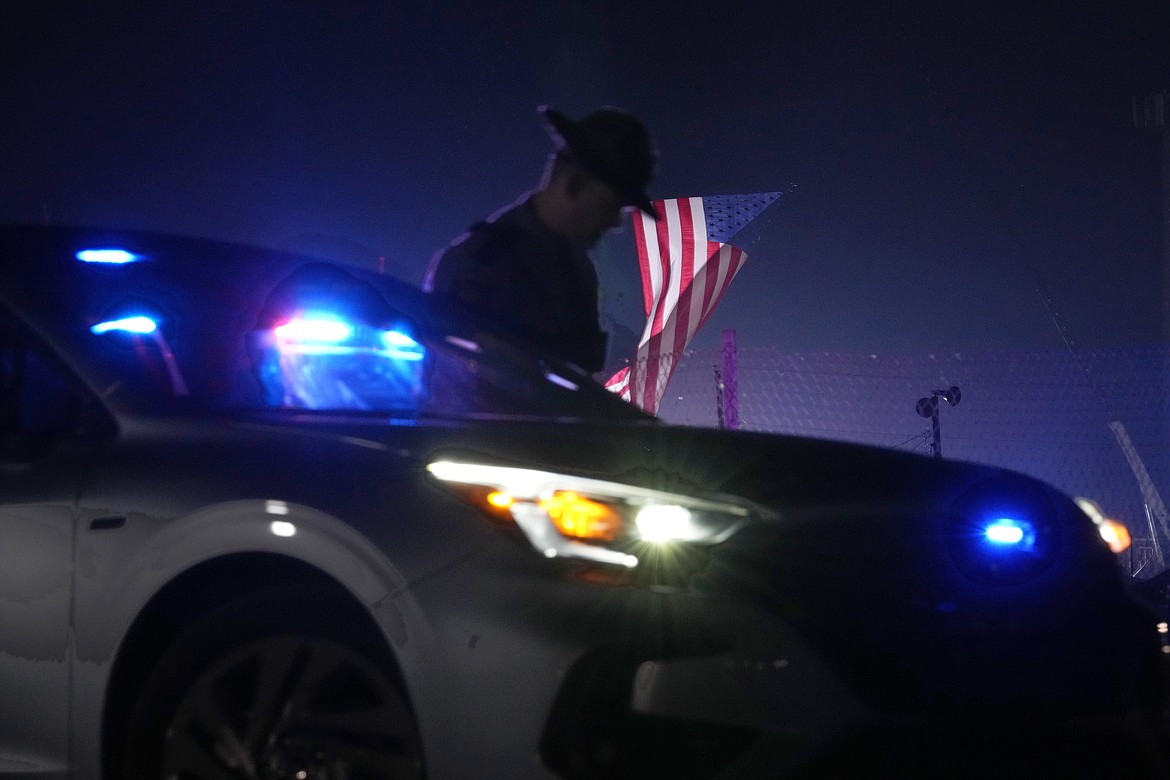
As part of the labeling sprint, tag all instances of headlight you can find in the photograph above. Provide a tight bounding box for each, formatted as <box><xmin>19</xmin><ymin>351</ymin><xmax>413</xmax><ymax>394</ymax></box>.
<box><xmin>426</xmin><ymin>460</ymin><xmax>757</xmax><ymax>568</ymax></box>
<box><xmin>1074</xmin><ymin>497</ymin><xmax>1132</xmax><ymax>554</ymax></box>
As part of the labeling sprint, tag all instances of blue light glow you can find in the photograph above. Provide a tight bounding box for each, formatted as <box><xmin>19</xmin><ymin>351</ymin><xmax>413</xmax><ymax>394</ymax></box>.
<box><xmin>257</xmin><ymin>316</ymin><xmax>428</xmax><ymax>410</ymax></box>
<box><xmin>271</xmin><ymin>317</ymin><xmax>423</xmax><ymax>361</ymax></box>
<box><xmin>75</xmin><ymin>248</ymin><xmax>144</xmax><ymax>264</ymax></box>
<box><xmin>90</xmin><ymin>316</ymin><xmax>158</xmax><ymax>335</ymax></box>
<box><xmin>544</xmin><ymin>371</ymin><xmax>579</xmax><ymax>391</ymax></box>
<box><xmin>986</xmin><ymin>522</ymin><xmax>1023</xmax><ymax>544</ymax></box>
<box><xmin>275</xmin><ymin>317</ymin><xmax>353</xmax><ymax>343</ymax></box>
<box><xmin>984</xmin><ymin>517</ymin><xmax>1037</xmax><ymax>549</ymax></box>
<box><xmin>381</xmin><ymin>329</ymin><xmax>425</xmax><ymax>361</ymax></box>
<box><xmin>381</xmin><ymin>330</ymin><xmax>416</xmax><ymax>347</ymax></box>
<box><xmin>947</xmin><ymin>479</ymin><xmax>1058</xmax><ymax>584</ymax></box>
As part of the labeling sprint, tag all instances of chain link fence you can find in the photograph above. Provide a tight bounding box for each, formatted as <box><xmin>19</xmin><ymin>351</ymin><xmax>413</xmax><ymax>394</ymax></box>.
<box><xmin>647</xmin><ymin>343</ymin><xmax>1170</xmax><ymax>581</ymax></box>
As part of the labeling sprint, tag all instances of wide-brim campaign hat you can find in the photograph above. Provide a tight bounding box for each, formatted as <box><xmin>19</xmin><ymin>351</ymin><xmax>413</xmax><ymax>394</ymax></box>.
<box><xmin>539</xmin><ymin>105</ymin><xmax>659</xmax><ymax>219</ymax></box>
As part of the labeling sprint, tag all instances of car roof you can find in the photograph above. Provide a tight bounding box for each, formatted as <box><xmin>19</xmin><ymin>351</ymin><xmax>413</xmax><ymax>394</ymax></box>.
<box><xmin>0</xmin><ymin>223</ymin><xmax>652</xmax><ymax>422</ymax></box>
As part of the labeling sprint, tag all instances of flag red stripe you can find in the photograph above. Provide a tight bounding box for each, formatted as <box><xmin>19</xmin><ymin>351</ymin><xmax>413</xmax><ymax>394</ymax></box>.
<box><xmin>669</xmin><ymin>277</ymin><xmax>695</xmax><ymax>382</ymax></box>
<box><xmin>668</xmin><ymin>198</ymin><xmax>698</xmax><ymax>369</ymax></box>
<box><xmin>606</xmin><ymin>194</ymin><xmax>767</xmax><ymax>414</ymax></box>
<box><xmin>696</xmin><ymin>245</ymin><xmax>745</xmax><ymax>334</ymax></box>
<box><xmin>639</xmin><ymin>328</ymin><xmax>670</xmax><ymax>412</ymax></box>
<box><xmin>676</xmin><ymin>197</ymin><xmax>696</xmax><ymax>299</ymax></box>
<box><xmin>633</xmin><ymin>205</ymin><xmax>655</xmax><ymax>317</ymax></box>
<box><xmin>639</xmin><ymin>198</ymin><xmax>678</xmax><ymax>409</ymax></box>
<box><xmin>648</xmin><ymin>201</ymin><xmax>673</xmax><ymax>337</ymax></box>
<box><xmin>697</xmin><ymin>242</ymin><xmax>722</xmax><ymax>332</ymax></box>
<box><xmin>604</xmin><ymin>366</ymin><xmax>631</xmax><ymax>400</ymax></box>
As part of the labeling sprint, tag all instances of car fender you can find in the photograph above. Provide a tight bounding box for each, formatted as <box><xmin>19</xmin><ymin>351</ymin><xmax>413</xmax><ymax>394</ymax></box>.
<box><xmin>70</xmin><ymin>498</ymin><xmax>443</xmax><ymax>779</ymax></box>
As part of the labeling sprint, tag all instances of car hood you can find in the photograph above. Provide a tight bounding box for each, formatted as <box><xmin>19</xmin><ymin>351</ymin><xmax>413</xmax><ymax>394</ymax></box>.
<box><xmin>206</xmin><ymin>410</ymin><xmax>1042</xmax><ymax>515</ymax></box>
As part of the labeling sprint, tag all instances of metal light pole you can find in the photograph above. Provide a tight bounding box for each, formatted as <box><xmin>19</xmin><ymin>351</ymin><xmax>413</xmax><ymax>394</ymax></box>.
<box><xmin>916</xmin><ymin>386</ymin><xmax>962</xmax><ymax>458</ymax></box>
<box><xmin>1133</xmin><ymin>93</ymin><xmax>1170</xmax><ymax>568</ymax></box>
<box><xmin>1132</xmin><ymin>91</ymin><xmax>1170</xmax><ymax>342</ymax></box>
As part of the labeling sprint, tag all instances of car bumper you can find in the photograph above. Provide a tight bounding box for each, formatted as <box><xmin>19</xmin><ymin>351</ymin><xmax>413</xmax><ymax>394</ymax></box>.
<box><xmin>398</xmin><ymin>546</ymin><xmax>1170</xmax><ymax>779</ymax></box>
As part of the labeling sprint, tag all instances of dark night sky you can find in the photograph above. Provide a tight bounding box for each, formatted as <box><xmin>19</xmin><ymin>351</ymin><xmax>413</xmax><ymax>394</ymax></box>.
<box><xmin>3</xmin><ymin>1</ymin><xmax>1168</xmax><ymax>364</ymax></box>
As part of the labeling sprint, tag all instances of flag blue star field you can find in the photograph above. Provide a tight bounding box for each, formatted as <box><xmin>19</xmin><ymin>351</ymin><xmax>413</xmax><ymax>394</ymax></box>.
<box><xmin>605</xmin><ymin>192</ymin><xmax>782</xmax><ymax>413</ymax></box>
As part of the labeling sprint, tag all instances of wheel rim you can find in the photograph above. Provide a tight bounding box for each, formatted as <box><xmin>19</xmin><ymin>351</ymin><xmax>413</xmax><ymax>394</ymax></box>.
<box><xmin>162</xmin><ymin>635</ymin><xmax>424</xmax><ymax>779</ymax></box>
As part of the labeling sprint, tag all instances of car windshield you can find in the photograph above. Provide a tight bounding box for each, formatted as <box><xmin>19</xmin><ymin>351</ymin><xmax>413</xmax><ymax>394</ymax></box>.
<box><xmin>0</xmin><ymin>226</ymin><xmax>650</xmax><ymax>423</ymax></box>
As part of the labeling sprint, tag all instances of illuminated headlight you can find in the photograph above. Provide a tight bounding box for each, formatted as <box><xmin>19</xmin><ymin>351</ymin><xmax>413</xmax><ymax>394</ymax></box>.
<box><xmin>946</xmin><ymin>477</ymin><xmax>1062</xmax><ymax>585</ymax></box>
<box><xmin>1074</xmin><ymin>497</ymin><xmax>1132</xmax><ymax>555</ymax></box>
<box><xmin>426</xmin><ymin>460</ymin><xmax>758</xmax><ymax>568</ymax></box>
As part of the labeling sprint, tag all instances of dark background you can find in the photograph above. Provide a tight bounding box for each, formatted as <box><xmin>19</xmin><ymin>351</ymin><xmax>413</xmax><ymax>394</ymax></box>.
<box><xmin>3</xmin><ymin>1</ymin><xmax>1168</xmax><ymax>365</ymax></box>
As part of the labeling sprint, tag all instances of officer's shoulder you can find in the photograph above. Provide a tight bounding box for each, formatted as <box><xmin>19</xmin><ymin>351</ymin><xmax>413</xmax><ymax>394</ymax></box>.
<box><xmin>468</xmin><ymin>218</ymin><xmax>527</xmax><ymax>242</ymax></box>
<box><xmin>458</xmin><ymin>219</ymin><xmax>530</xmax><ymax>257</ymax></box>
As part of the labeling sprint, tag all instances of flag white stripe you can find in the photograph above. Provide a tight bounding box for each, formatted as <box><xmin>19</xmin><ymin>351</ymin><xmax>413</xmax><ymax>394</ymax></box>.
<box><xmin>661</xmin><ymin>198</ymin><xmax>685</xmax><ymax>332</ymax></box>
<box><xmin>630</xmin><ymin>203</ymin><xmax>659</xmax><ymax>406</ymax></box>
<box><xmin>637</xmin><ymin>198</ymin><xmax>678</xmax><ymax>411</ymax></box>
<box><xmin>686</xmin><ymin>203</ymin><xmax>710</xmax><ymax>345</ymax></box>
<box><xmin>668</xmin><ymin>197</ymin><xmax>699</xmax><ymax>365</ymax></box>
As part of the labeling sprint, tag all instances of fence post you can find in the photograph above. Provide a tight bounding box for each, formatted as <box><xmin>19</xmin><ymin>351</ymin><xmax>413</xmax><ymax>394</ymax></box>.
<box><xmin>721</xmin><ymin>329</ymin><xmax>739</xmax><ymax>430</ymax></box>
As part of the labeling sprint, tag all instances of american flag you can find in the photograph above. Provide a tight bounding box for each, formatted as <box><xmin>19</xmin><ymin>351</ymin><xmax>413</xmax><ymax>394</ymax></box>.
<box><xmin>605</xmin><ymin>192</ymin><xmax>782</xmax><ymax>414</ymax></box>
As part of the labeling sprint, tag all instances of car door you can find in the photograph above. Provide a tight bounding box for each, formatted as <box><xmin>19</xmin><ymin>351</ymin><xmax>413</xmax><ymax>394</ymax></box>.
<box><xmin>0</xmin><ymin>313</ymin><xmax>103</xmax><ymax>777</ymax></box>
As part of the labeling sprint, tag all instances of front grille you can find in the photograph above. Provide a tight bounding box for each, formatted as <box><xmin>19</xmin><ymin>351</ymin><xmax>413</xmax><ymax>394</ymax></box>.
<box><xmin>704</xmin><ymin>512</ymin><xmax>1159</xmax><ymax>715</ymax></box>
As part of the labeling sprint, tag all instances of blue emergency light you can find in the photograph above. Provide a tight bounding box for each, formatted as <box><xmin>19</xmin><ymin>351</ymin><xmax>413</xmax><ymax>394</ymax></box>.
<box><xmin>76</xmin><ymin>248</ymin><xmax>144</xmax><ymax>264</ymax></box>
<box><xmin>90</xmin><ymin>316</ymin><xmax>158</xmax><ymax>335</ymax></box>
<box><xmin>983</xmin><ymin>517</ymin><xmax>1038</xmax><ymax>550</ymax></box>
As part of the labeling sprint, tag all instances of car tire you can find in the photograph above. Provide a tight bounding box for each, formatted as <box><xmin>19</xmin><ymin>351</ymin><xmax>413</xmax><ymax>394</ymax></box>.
<box><xmin>119</xmin><ymin>584</ymin><xmax>425</xmax><ymax>779</ymax></box>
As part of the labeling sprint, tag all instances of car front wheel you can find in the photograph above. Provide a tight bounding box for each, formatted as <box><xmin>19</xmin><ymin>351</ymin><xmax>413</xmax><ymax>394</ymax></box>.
<box><xmin>121</xmin><ymin>586</ymin><xmax>425</xmax><ymax>780</ymax></box>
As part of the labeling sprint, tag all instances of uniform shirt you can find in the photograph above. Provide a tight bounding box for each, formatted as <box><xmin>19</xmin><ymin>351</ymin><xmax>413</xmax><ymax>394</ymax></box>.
<box><xmin>423</xmin><ymin>196</ymin><xmax>608</xmax><ymax>373</ymax></box>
